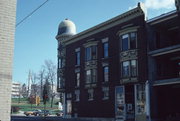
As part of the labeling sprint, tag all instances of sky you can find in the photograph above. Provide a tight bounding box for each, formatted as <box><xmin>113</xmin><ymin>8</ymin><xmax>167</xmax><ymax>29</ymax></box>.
<box><xmin>14</xmin><ymin>0</ymin><xmax>175</xmax><ymax>84</ymax></box>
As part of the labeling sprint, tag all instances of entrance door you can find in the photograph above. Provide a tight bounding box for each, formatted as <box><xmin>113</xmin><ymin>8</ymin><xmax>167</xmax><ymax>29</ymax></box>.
<box><xmin>125</xmin><ymin>85</ymin><xmax>135</xmax><ymax>120</ymax></box>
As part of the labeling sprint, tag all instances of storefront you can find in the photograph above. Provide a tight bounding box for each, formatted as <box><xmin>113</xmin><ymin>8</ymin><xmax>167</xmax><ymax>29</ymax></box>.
<box><xmin>152</xmin><ymin>82</ymin><xmax>180</xmax><ymax>121</ymax></box>
<box><xmin>115</xmin><ymin>84</ymin><xmax>147</xmax><ymax>121</ymax></box>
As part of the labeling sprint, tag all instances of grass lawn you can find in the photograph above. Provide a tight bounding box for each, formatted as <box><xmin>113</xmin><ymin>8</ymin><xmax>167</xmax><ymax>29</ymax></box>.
<box><xmin>11</xmin><ymin>98</ymin><xmax>59</xmax><ymax>113</ymax></box>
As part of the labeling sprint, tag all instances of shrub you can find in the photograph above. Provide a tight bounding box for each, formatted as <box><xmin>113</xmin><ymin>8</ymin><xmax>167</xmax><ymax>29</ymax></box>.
<box><xmin>11</xmin><ymin>106</ymin><xmax>20</xmax><ymax>113</ymax></box>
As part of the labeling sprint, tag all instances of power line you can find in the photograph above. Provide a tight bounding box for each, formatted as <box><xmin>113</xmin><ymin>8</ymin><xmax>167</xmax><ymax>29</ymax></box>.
<box><xmin>16</xmin><ymin>0</ymin><xmax>50</xmax><ymax>28</ymax></box>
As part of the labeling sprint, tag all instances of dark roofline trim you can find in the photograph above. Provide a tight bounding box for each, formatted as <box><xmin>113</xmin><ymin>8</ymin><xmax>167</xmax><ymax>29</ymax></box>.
<box><xmin>147</xmin><ymin>10</ymin><xmax>177</xmax><ymax>24</ymax></box>
<box><xmin>56</xmin><ymin>6</ymin><xmax>145</xmax><ymax>45</ymax></box>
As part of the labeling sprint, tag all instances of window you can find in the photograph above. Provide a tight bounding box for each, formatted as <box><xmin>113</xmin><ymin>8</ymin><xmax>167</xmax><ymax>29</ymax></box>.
<box><xmin>58</xmin><ymin>77</ymin><xmax>64</xmax><ymax>89</ymax></box>
<box><xmin>86</xmin><ymin>70</ymin><xmax>91</xmax><ymax>84</ymax></box>
<box><xmin>103</xmin><ymin>42</ymin><xmax>109</xmax><ymax>58</ymax></box>
<box><xmin>66</xmin><ymin>100</ymin><xmax>72</xmax><ymax>114</ymax></box>
<box><xmin>75</xmin><ymin>51</ymin><xmax>80</xmax><ymax>66</ymax></box>
<box><xmin>103</xmin><ymin>66</ymin><xmax>109</xmax><ymax>82</ymax></box>
<box><xmin>75</xmin><ymin>90</ymin><xmax>80</xmax><ymax>102</ymax></box>
<box><xmin>88</xmin><ymin>89</ymin><xmax>94</xmax><ymax>101</ymax></box>
<box><xmin>122</xmin><ymin>34</ymin><xmax>129</xmax><ymax>51</ymax></box>
<box><xmin>85</xmin><ymin>46</ymin><xmax>97</xmax><ymax>61</ymax></box>
<box><xmin>102</xmin><ymin>87</ymin><xmax>109</xmax><ymax>100</ymax></box>
<box><xmin>131</xmin><ymin>60</ymin><xmax>137</xmax><ymax>76</ymax></box>
<box><xmin>85</xmin><ymin>69</ymin><xmax>97</xmax><ymax>84</ymax></box>
<box><xmin>121</xmin><ymin>32</ymin><xmax>137</xmax><ymax>51</ymax></box>
<box><xmin>75</xmin><ymin>73</ymin><xmax>80</xmax><ymax>87</ymax></box>
<box><xmin>58</xmin><ymin>58</ymin><xmax>62</xmax><ymax>68</ymax></box>
<box><xmin>122</xmin><ymin>61</ymin><xmax>130</xmax><ymax>77</ymax></box>
<box><xmin>86</xmin><ymin>47</ymin><xmax>91</xmax><ymax>61</ymax></box>
<box><xmin>122</xmin><ymin>60</ymin><xmax>137</xmax><ymax>77</ymax></box>
<box><xmin>130</xmin><ymin>33</ymin><xmax>136</xmax><ymax>49</ymax></box>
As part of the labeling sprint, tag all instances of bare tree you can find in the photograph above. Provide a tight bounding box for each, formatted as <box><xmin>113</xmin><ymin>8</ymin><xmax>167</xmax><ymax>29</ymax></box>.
<box><xmin>44</xmin><ymin>60</ymin><xmax>57</xmax><ymax>108</ymax></box>
<box><xmin>31</xmin><ymin>71</ymin><xmax>38</xmax><ymax>97</ymax></box>
<box><xmin>37</xmin><ymin>66</ymin><xmax>46</xmax><ymax>98</ymax></box>
<box><xmin>21</xmin><ymin>83</ymin><xmax>28</xmax><ymax>98</ymax></box>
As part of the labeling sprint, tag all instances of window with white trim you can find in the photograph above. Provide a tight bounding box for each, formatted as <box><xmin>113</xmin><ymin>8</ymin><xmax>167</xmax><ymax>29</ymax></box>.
<box><xmin>88</xmin><ymin>89</ymin><xmax>94</xmax><ymax>101</ymax></box>
<box><xmin>102</xmin><ymin>87</ymin><xmax>109</xmax><ymax>100</ymax></box>
<box><xmin>85</xmin><ymin>69</ymin><xmax>97</xmax><ymax>84</ymax></box>
<box><xmin>85</xmin><ymin>45</ymin><xmax>97</xmax><ymax>61</ymax></box>
<box><xmin>75</xmin><ymin>51</ymin><xmax>80</xmax><ymax>66</ymax></box>
<box><xmin>103</xmin><ymin>42</ymin><xmax>109</xmax><ymax>58</ymax></box>
<box><xmin>75</xmin><ymin>90</ymin><xmax>80</xmax><ymax>102</ymax></box>
<box><xmin>75</xmin><ymin>72</ymin><xmax>80</xmax><ymax>87</ymax></box>
<box><xmin>121</xmin><ymin>32</ymin><xmax>137</xmax><ymax>51</ymax></box>
<box><xmin>122</xmin><ymin>60</ymin><xmax>137</xmax><ymax>78</ymax></box>
<box><xmin>103</xmin><ymin>66</ymin><xmax>109</xmax><ymax>82</ymax></box>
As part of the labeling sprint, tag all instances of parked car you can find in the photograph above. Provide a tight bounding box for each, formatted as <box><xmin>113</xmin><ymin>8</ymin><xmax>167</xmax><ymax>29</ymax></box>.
<box><xmin>38</xmin><ymin>110</ymin><xmax>51</xmax><ymax>116</ymax></box>
<box><xmin>24</xmin><ymin>109</ymin><xmax>41</xmax><ymax>116</ymax></box>
<box><xmin>33</xmin><ymin>109</ymin><xmax>42</xmax><ymax>116</ymax></box>
<box><xmin>56</xmin><ymin>110</ymin><xmax>63</xmax><ymax>116</ymax></box>
<box><xmin>24</xmin><ymin>110</ymin><xmax>34</xmax><ymax>116</ymax></box>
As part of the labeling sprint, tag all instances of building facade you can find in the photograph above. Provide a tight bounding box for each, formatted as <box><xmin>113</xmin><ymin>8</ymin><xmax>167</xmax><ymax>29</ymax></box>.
<box><xmin>0</xmin><ymin>0</ymin><xmax>17</xmax><ymax>121</ymax></box>
<box><xmin>12</xmin><ymin>82</ymin><xmax>21</xmax><ymax>98</ymax></box>
<box><xmin>147</xmin><ymin>1</ymin><xmax>180</xmax><ymax>120</ymax></box>
<box><xmin>56</xmin><ymin>3</ymin><xmax>148</xmax><ymax>121</ymax></box>
<box><xmin>56</xmin><ymin>1</ymin><xmax>180</xmax><ymax>121</ymax></box>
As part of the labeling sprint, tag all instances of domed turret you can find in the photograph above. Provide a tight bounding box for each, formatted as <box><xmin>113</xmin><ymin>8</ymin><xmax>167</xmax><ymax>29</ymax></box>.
<box><xmin>56</xmin><ymin>19</ymin><xmax>76</xmax><ymax>38</ymax></box>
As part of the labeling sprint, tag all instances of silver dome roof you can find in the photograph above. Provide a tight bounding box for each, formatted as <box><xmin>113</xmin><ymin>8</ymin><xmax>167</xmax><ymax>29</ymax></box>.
<box><xmin>57</xmin><ymin>19</ymin><xmax>76</xmax><ymax>36</ymax></box>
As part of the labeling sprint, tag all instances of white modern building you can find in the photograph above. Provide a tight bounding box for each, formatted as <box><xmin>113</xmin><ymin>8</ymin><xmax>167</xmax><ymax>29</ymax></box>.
<box><xmin>0</xmin><ymin>0</ymin><xmax>17</xmax><ymax>121</ymax></box>
<box><xmin>12</xmin><ymin>82</ymin><xmax>21</xmax><ymax>98</ymax></box>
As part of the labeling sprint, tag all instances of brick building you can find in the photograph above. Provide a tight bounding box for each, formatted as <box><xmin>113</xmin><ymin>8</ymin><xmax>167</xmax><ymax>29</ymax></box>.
<box><xmin>0</xmin><ymin>0</ymin><xmax>17</xmax><ymax>121</ymax></box>
<box><xmin>56</xmin><ymin>1</ymin><xmax>180</xmax><ymax>121</ymax></box>
<box><xmin>56</xmin><ymin>3</ymin><xmax>148</xmax><ymax>121</ymax></box>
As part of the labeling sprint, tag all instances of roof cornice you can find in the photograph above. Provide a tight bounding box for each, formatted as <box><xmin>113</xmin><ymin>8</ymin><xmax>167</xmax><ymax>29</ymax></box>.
<box><xmin>61</xmin><ymin>4</ymin><xmax>145</xmax><ymax>45</ymax></box>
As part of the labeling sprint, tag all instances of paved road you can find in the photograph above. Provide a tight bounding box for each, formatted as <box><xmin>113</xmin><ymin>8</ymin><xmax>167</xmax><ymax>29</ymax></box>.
<box><xmin>11</xmin><ymin>116</ymin><xmax>86</xmax><ymax>121</ymax></box>
<box><xmin>11</xmin><ymin>116</ymin><xmax>65</xmax><ymax>121</ymax></box>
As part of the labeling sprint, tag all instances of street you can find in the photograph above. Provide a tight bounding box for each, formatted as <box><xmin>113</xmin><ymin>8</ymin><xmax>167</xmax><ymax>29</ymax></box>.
<box><xmin>11</xmin><ymin>116</ymin><xmax>86</xmax><ymax>121</ymax></box>
<box><xmin>11</xmin><ymin>116</ymin><xmax>65</xmax><ymax>121</ymax></box>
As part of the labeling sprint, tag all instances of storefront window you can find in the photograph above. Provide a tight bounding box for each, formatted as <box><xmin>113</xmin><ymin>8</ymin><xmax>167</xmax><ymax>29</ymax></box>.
<box><xmin>115</xmin><ymin>86</ymin><xmax>126</xmax><ymax>120</ymax></box>
<box><xmin>135</xmin><ymin>84</ymin><xmax>146</xmax><ymax>114</ymax></box>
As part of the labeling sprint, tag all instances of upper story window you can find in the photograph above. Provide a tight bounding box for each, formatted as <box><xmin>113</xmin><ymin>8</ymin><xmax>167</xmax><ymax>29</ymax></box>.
<box><xmin>103</xmin><ymin>42</ymin><xmax>109</xmax><ymax>58</ymax></box>
<box><xmin>75</xmin><ymin>72</ymin><xmax>80</xmax><ymax>87</ymax></box>
<box><xmin>58</xmin><ymin>58</ymin><xmax>62</xmax><ymax>69</ymax></box>
<box><xmin>85</xmin><ymin>69</ymin><xmax>97</xmax><ymax>84</ymax></box>
<box><xmin>121</xmin><ymin>32</ymin><xmax>137</xmax><ymax>51</ymax></box>
<box><xmin>122</xmin><ymin>60</ymin><xmax>137</xmax><ymax>78</ymax></box>
<box><xmin>88</xmin><ymin>89</ymin><xmax>94</xmax><ymax>101</ymax></box>
<box><xmin>102</xmin><ymin>87</ymin><xmax>109</xmax><ymax>100</ymax></box>
<box><xmin>85</xmin><ymin>46</ymin><xmax>97</xmax><ymax>61</ymax></box>
<box><xmin>75</xmin><ymin>90</ymin><xmax>80</xmax><ymax>102</ymax></box>
<box><xmin>103</xmin><ymin>66</ymin><xmax>109</xmax><ymax>82</ymax></box>
<box><xmin>75</xmin><ymin>51</ymin><xmax>80</xmax><ymax>66</ymax></box>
